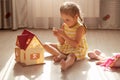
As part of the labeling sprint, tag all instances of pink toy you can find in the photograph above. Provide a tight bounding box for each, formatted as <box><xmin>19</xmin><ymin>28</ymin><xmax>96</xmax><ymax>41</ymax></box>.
<box><xmin>100</xmin><ymin>54</ymin><xmax>120</xmax><ymax>70</ymax></box>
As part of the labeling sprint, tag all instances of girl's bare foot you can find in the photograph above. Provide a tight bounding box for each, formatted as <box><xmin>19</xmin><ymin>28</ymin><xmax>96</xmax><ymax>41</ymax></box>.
<box><xmin>53</xmin><ymin>54</ymin><xmax>66</xmax><ymax>62</ymax></box>
<box><xmin>60</xmin><ymin>59</ymin><xmax>67</xmax><ymax>71</ymax></box>
<box><xmin>60</xmin><ymin>53</ymin><xmax>75</xmax><ymax>71</ymax></box>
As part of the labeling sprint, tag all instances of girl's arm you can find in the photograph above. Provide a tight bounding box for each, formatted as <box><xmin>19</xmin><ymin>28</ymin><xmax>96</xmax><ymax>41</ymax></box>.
<box><xmin>58</xmin><ymin>26</ymin><xmax>85</xmax><ymax>48</ymax></box>
<box><xmin>53</xmin><ymin>25</ymin><xmax>65</xmax><ymax>45</ymax></box>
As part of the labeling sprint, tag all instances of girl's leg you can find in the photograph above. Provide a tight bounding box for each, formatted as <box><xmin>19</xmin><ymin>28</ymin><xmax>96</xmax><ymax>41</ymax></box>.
<box><xmin>60</xmin><ymin>53</ymin><xmax>76</xmax><ymax>71</ymax></box>
<box><xmin>43</xmin><ymin>43</ymin><xmax>66</xmax><ymax>62</ymax></box>
<box><xmin>43</xmin><ymin>43</ymin><xmax>60</xmax><ymax>56</ymax></box>
<box><xmin>53</xmin><ymin>54</ymin><xmax>66</xmax><ymax>62</ymax></box>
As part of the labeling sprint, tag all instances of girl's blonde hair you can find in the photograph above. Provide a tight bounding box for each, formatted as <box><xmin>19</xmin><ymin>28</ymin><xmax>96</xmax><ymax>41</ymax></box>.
<box><xmin>60</xmin><ymin>2</ymin><xmax>83</xmax><ymax>22</ymax></box>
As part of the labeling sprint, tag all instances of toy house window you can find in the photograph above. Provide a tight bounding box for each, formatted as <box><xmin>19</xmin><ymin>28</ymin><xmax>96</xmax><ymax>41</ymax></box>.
<box><xmin>30</xmin><ymin>53</ymin><xmax>40</xmax><ymax>60</ymax></box>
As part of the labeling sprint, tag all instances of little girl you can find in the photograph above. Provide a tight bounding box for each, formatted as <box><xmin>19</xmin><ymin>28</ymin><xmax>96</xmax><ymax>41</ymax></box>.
<box><xmin>43</xmin><ymin>2</ymin><xmax>88</xmax><ymax>71</ymax></box>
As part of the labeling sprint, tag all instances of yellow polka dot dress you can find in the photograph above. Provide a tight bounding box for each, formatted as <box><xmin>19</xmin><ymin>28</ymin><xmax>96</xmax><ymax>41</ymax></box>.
<box><xmin>57</xmin><ymin>22</ymin><xmax>88</xmax><ymax>60</ymax></box>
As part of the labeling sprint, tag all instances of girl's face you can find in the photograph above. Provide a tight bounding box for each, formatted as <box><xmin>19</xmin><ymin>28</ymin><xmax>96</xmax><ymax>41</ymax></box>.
<box><xmin>61</xmin><ymin>13</ymin><xmax>78</xmax><ymax>27</ymax></box>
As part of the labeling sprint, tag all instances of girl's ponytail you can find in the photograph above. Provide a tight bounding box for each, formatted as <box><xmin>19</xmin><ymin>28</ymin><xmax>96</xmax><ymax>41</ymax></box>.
<box><xmin>78</xmin><ymin>13</ymin><xmax>87</xmax><ymax>29</ymax></box>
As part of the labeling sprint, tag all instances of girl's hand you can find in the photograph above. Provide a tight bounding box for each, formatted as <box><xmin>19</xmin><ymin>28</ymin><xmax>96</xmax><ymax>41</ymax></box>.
<box><xmin>52</xmin><ymin>27</ymin><xmax>65</xmax><ymax>44</ymax></box>
<box><xmin>53</xmin><ymin>29</ymin><xmax>58</xmax><ymax>36</ymax></box>
<box><xmin>53</xmin><ymin>27</ymin><xmax>61</xmax><ymax>36</ymax></box>
<box><xmin>53</xmin><ymin>27</ymin><xmax>64</xmax><ymax>36</ymax></box>
<box><xmin>57</xmin><ymin>29</ymin><xmax>65</xmax><ymax>37</ymax></box>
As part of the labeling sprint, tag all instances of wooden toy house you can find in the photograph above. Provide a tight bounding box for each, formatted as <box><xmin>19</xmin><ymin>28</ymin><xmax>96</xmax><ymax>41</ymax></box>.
<box><xmin>15</xmin><ymin>29</ymin><xmax>44</xmax><ymax>66</ymax></box>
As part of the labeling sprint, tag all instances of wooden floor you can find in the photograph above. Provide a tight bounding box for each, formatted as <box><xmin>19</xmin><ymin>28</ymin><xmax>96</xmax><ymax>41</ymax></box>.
<box><xmin>0</xmin><ymin>29</ymin><xmax>120</xmax><ymax>80</ymax></box>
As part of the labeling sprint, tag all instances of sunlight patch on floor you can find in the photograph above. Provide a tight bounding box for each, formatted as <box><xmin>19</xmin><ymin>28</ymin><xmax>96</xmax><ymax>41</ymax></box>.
<box><xmin>86</xmin><ymin>61</ymin><xmax>119</xmax><ymax>80</ymax></box>
<box><xmin>0</xmin><ymin>53</ymin><xmax>15</xmax><ymax>80</ymax></box>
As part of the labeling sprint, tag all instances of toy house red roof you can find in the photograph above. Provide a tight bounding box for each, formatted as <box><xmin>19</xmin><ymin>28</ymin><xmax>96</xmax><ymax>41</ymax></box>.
<box><xmin>16</xmin><ymin>29</ymin><xmax>35</xmax><ymax>50</ymax></box>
